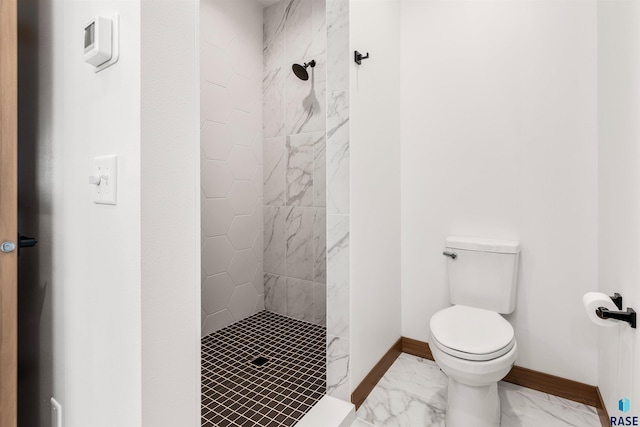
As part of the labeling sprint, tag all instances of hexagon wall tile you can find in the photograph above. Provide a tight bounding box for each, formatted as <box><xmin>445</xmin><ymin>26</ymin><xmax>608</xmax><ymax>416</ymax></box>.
<box><xmin>252</xmin><ymin>165</ymin><xmax>264</xmax><ymax>197</ymax></box>
<box><xmin>228</xmin><ymin>249</ymin><xmax>259</xmax><ymax>285</ymax></box>
<box><xmin>227</xmin><ymin>75</ymin><xmax>261</xmax><ymax>113</ymax></box>
<box><xmin>202</xmin><ymin>198</ymin><xmax>235</xmax><ymax>237</ymax></box>
<box><xmin>201</xmin><ymin>83</ymin><xmax>234</xmax><ymax>123</ymax></box>
<box><xmin>228</xmin><ymin>283</ymin><xmax>259</xmax><ymax>321</ymax></box>
<box><xmin>227</xmin><ymin>145</ymin><xmax>258</xmax><ymax>180</ymax></box>
<box><xmin>201</xmin><ymin>161</ymin><xmax>234</xmax><ymax>198</ymax></box>
<box><xmin>200</xmin><ymin>44</ymin><xmax>234</xmax><ymax>87</ymax></box>
<box><xmin>250</xmin><ymin>199</ymin><xmax>264</xmax><ymax>231</ymax></box>
<box><xmin>254</xmin><ymin>295</ymin><xmax>265</xmax><ymax>313</ymax></box>
<box><xmin>228</xmin><ymin>215</ymin><xmax>260</xmax><ymax>250</ymax></box>
<box><xmin>228</xmin><ymin>181</ymin><xmax>258</xmax><ymax>214</ymax></box>
<box><xmin>202</xmin><ymin>236</ymin><xmax>234</xmax><ymax>276</ymax></box>
<box><xmin>228</xmin><ymin>38</ymin><xmax>261</xmax><ymax>79</ymax></box>
<box><xmin>202</xmin><ymin>273</ymin><xmax>235</xmax><ymax>314</ymax></box>
<box><xmin>201</xmin><ymin>121</ymin><xmax>234</xmax><ymax>160</ymax></box>
<box><xmin>252</xmin><ymin>232</ymin><xmax>264</xmax><ymax>262</ymax></box>
<box><xmin>228</xmin><ymin>109</ymin><xmax>261</xmax><ymax>147</ymax></box>
<box><xmin>202</xmin><ymin>310</ymin><xmax>234</xmax><ymax>337</ymax></box>
<box><xmin>200</xmin><ymin>4</ymin><xmax>270</xmax><ymax>336</ymax></box>
<box><xmin>252</xmin><ymin>262</ymin><xmax>264</xmax><ymax>294</ymax></box>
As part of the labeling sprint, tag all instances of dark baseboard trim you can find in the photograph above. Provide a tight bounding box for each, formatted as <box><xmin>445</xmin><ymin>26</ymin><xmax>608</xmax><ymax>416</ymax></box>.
<box><xmin>401</xmin><ymin>336</ymin><xmax>433</xmax><ymax>360</ymax></box>
<box><xmin>356</xmin><ymin>336</ymin><xmax>609</xmax><ymax>427</ymax></box>
<box><xmin>351</xmin><ymin>338</ymin><xmax>402</xmax><ymax>410</ymax></box>
<box><xmin>597</xmin><ymin>387</ymin><xmax>610</xmax><ymax>427</ymax></box>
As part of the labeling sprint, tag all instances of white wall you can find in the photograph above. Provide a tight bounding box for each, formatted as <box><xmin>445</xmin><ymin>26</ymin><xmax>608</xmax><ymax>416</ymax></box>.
<box><xmin>400</xmin><ymin>0</ymin><xmax>599</xmax><ymax>384</ymax></box>
<box><xmin>597</xmin><ymin>0</ymin><xmax>640</xmax><ymax>415</ymax></box>
<box><xmin>350</xmin><ymin>0</ymin><xmax>402</xmax><ymax>391</ymax></box>
<box><xmin>19</xmin><ymin>0</ymin><xmax>200</xmax><ymax>426</ymax></box>
<box><xmin>49</xmin><ymin>1</ymin><xmax>142</xmax><ymax>425</ymax></box>
<box><xmin>200</xmin><ymin>0</ymin><xmax>265</xmax><ymax>337</ymax></box>
<box><xmin>140</xmin><ymin>0</ymin><xmax>200</xmax><ymax>426</ymax></box>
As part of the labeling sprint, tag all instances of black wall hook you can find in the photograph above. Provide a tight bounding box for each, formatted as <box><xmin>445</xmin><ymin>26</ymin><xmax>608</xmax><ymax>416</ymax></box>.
<box><xmin>354</xmin><ymin>50</ymin><xmax>370</xmax><ymax>65</ymax></box>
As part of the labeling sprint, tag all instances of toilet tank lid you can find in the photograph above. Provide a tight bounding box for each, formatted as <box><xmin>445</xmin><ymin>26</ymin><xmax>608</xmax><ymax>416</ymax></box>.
<box><xmin>446</xmin><ymin>237</ymin><xmax>520</xmax><ymax>254</ymax></box>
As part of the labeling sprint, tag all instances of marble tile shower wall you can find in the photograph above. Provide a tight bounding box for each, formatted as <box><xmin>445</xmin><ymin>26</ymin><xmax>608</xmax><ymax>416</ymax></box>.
<box><xmin>200</xmin><ymin>0</ymin><xmax>265</xmax><ymax>337</ymax></box>
<box><xmin>263</xmin><ymin>0</ymin><xmax>328</xmax><ymax>326</ymax></box>
<box><xmin>325</xmin><ymin>0</ymin><xmax>350</xmax><ymax>402</ymax></box>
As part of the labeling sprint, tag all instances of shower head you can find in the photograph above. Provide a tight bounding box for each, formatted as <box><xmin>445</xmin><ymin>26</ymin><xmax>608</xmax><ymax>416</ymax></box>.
<box><xmin>292</xmin><ymin>60</ymin><xmax>316</xmax><ymax>81</ymax></box>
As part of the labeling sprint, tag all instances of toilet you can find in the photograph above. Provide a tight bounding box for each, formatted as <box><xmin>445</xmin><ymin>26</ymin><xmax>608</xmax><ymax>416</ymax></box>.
<box><xmin>430</xmin><ymin>237</ymin><xmax>520</xmax><ymax>427</ymax></box>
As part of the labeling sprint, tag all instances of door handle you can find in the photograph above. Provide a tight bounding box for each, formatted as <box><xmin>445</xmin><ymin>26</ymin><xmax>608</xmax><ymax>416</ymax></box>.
<box><xmin>19</xmin><ymin>235</ymin><xmax>37</xmax><ymax>248</ymax></box>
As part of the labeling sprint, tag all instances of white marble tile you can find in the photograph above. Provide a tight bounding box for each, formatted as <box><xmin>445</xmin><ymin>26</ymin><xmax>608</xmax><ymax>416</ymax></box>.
<box><xmin>285</xmin><ymin>206</ymin><xmax>315</xmax><ymax>280</ymax></box>
<box><xmin>311</xmin><ymin>0</ymin><xmax>327</xmax><ymax>58</ymax></box>
<box><xmin>263</xmin><ymin>67</ymin><xmax>285</xmax><ymax>138</ymax></box>
<box><xmin>357</xmin><ymin>383</ymin><xmax>446</xmax><ymax>427</ymax></box>
<box><xmin>351</xmin><ymin>420</ymin><xmax>375</xmax><ymax>427</ymax></box>
<box><xmin>286</xmin><ymin>277</ymin><xmax>314</xmax><ymax>322</ymax></box>
<box><xmin>314</xmin><ymin>207</ymin><xmax>327</xmax><ymax>283</ymax></box>
<box><xmin>287</xmin><ymin>133</ymin><xmax>314</xmax><ymax>206</ymax></box>
<box><xmin>264</xmin><ymin>273</ymin><xmax>286</xmax><ymax>315</ymax></box>
<box><xmin>499</xmin><ymin>385</ymin><xmax>601</xmax><ymax>427</ymax></box>
<box><xmin>263</xmin><ymin>137</ymin><xmax>286</xmax><ymax>206</ymax></box>
<box><xmin>327</xmin><ymin>334</ymin><xmax>350</xmax><ymax>401</ymax></box>
<box><xmin>327</xmin><ymin>0</ymin><xmax>349</xmax><ymax>92</ymax></box>
<box><xmin>264</xmin><ymin>0</ymin><xmax>285</xmax><ymax>70</ymax></box>
<box><xmin>327</xmin><ymin>214</ymin><xmax>349</xmax><ymax>338</ymax></box>
<box><xmin>378</xmin><ymin>356</ymin><xmax>448</xmax><ymax>406</ymax></box>
<box><xmin>499</xmin><ymin>381</ymin><xmax>598</xmax><ymax>415</ymax></box>
<box><xmin>357</xmin><ymin>353</ymin><xmax>602</xmax><ymax>427</ymax></box>
<box><xmin>286</xmin><ymin>53</ymin><xmax>327</xmax><ymax>135</ymax></box>
<box><xmin>313</xmin><ymin>281</ymin><xmax>326</xmax><ymax>326</ymax></box>
<box><xmin>285</xmin><ymin>0</ymin><xmax>314</xmax><ymax>63</ymax></box>
<box><xmin>326</xmin><ymin>91</ymin><xmax>349</xmax><ymax>214</ymax></box>
<box><xmin>263</xmin><ymin>206</ymin><xmax>285</xmax><ymax>275</ymax></box>
<box><xmin>313</xmin><ymin>131</ymin><xmax>327</xmax><ymax>207</ymax></box>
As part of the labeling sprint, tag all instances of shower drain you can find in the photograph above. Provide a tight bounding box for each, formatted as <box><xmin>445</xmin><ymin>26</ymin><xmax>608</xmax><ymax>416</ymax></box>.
<box><xmin>251</xmin><ymin>356</ymin><xmax>269</xmax><ymax>366</ymax></box>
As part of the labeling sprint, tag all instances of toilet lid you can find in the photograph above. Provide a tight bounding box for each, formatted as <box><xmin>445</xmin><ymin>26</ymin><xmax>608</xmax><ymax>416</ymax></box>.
<box><xmin>430</xmin><ymin>305</ymin><xmax>515</xmax><ymax>360</ymax></box>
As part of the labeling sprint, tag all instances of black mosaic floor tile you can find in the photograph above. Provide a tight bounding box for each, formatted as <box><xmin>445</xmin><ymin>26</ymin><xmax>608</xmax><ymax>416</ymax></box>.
<box><xmin>202</xmin><ymin>311</ymin><xmax>326</xmax><ymax>427</ymax></box>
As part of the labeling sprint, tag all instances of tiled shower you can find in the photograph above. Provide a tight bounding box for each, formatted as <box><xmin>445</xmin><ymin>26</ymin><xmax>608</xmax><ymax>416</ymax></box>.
<box><xmin>199</xmin><ymin>0</ymin><xmax>352</xmax><ymax>423</ymax></box>
<box><xmin>200</xmin><ymin>0</ymin><xmax>327</xmax><ymax>336</ymax></box>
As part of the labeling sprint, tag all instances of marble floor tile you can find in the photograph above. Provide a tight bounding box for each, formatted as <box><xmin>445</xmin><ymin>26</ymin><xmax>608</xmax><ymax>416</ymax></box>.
<box><xmin>356</xmin><ymin>353</ymin><xmax>601</xmax><ymax>427</ymax></box>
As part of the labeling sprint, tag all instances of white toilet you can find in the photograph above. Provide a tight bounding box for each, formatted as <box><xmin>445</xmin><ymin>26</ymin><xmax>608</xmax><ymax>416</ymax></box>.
<box><xmin>430</xmin><ymin>237</ymin><xmax>520</xmax><ymax>427</ymax></box>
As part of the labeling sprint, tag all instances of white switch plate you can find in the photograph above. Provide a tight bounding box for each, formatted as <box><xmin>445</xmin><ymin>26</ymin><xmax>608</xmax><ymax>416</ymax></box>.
<box><xmin>51</xmin><ymin>397</ymin><xmax>62</xmax><ymax>427</ymax></box>
<box><xmin>94</xmin><ymin>155</ymin><xmax>117</xmax><ymax>205</ymax></box>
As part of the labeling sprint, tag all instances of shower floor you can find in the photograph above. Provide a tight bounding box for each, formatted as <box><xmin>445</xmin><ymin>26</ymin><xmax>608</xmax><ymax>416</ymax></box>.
<box><xmin>201</xmin><ymin>311</ymin><xmax>326</xmax><ymax>427</ymax></box>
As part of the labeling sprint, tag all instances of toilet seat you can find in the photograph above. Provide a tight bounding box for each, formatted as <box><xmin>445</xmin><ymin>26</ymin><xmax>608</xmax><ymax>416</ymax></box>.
<box><xmin>430</xmin><ymin>305</ymin><xmax>515</xmax><ymax>362</ymax></box>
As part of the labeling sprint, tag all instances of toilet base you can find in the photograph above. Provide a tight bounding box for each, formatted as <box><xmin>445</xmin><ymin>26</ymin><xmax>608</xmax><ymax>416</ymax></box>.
<box><xmin>445</xmin><ymin>377</ymin><xmax>500</xmax><ymax>427</ymax></box>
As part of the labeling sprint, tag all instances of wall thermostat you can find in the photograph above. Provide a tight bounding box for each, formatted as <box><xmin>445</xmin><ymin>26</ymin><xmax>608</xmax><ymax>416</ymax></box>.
<box><xmin>84</xmin><ymin>15</ymin><xmax>119</xmax><ymax>72</ymax></box>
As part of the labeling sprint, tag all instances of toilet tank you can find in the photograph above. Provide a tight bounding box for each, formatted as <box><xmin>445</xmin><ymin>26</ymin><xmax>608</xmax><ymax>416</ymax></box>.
<box><xmin>445</xmin><ymin>237</ymin><xmax>520</xmax><ymax>314</ymax></box>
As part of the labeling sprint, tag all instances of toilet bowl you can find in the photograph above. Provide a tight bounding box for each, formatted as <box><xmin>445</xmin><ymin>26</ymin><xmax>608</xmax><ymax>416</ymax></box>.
<box><xmin>430</xmin><ymin>305</ymin><xmax>517</xmax><ymax>427</ymax></box>
<box><xmin>431</xmin><ymin>237</ymin><xmax>521</xmax><ymax>427</ymax></box>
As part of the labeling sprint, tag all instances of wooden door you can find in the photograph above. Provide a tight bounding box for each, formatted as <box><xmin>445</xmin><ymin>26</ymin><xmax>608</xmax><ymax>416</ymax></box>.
<box><xmin>0</xmin><ymin>0</ymin><xmax>18</xmax><ymax>425</ymax></box>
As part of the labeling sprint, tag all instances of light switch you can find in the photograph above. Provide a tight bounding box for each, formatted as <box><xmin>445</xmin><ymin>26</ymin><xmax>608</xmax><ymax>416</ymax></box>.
<box><xmin>92</xmin><ymin>155</ymin><xmax>117</xmax><ymax>205</ymax></box>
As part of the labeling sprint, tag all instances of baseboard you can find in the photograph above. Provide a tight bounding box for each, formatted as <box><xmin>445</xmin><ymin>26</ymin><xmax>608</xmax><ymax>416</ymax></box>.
<box><xmin>350</xmin><ymin>338</ymin><xmax>402</xmax><ymax>410</ymax></box>
<box><xmin>401</xmin><ymin>336</ymin><xmax>432</xmax><ymax>360</ymax></box>
<box><xmin>401</xmin><ymin>337</ymin><xmax>609</xmax><ymax>426</ymax></box>
<box><xmin>597</xmin><ymin>387</ymin><xmax>611</xmax><ymax>427</ymax></box>
<box><xmin>355</xmin><ymin>337</ymin><xmax>609</xmax><ymax>426</ymax></box>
